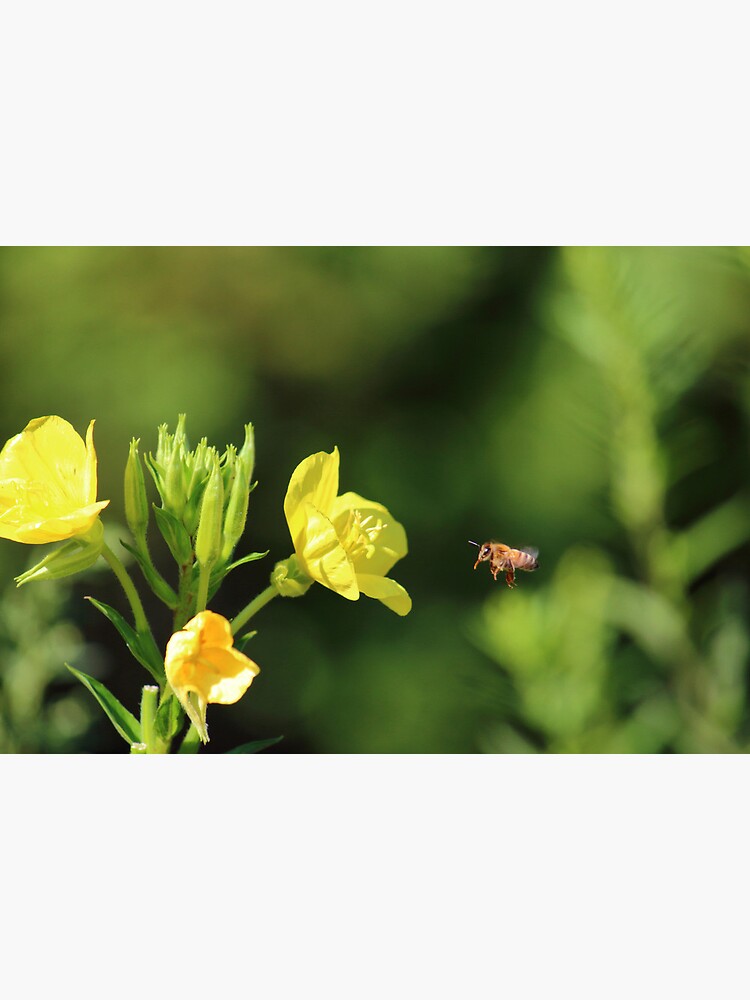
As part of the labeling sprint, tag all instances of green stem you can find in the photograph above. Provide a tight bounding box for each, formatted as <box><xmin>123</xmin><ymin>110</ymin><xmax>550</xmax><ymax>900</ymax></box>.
<box><xmin>178</xmin><ymin>723</ymin><xmax>202</xmax><ymax>753</ymax></box>
<box><xmin>231</xmin><ymin>584</ymin><xmax>278</xmax><ymax>635</ymax></box>
<box><xmin>134</xmin><ymin>538</ymin><xmax>179</xmax><ymax>608</ymax></box>
<box><xmin>195</xmin><ymin>563</ymin><xmax>211</xmax><ymax>615</ymax></box>
<box><xmin>101</xmin><ymin>542</ymin><xmax>150</xmax><ymax>633</ymax></box>
<box><xmin>173</xmin><ymin>560</ymin><xmax>196</xmax><ymax>631</ymax></box>
<box><xmin>140</xmin><ymin>685</ymin><xmax>159</xmax><ymax>753</ymax></box>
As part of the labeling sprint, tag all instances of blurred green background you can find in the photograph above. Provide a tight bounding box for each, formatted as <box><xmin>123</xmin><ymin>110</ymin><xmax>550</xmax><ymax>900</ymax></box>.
<box><xmin>1</xmin><ymin>246</ymin><xmax>749</xmax><ymax>753</ymax></box>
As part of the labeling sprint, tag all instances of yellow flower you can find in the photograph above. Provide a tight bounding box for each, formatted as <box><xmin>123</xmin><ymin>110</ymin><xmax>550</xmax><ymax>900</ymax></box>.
<box><xmin>0</xmin><ymin>416</ymin><xmax>110</xmax><ymax>544</ymax></box>
<box><xmin>283</xmin><ymin>446</ymin><xmax>411</xmax><ymax>615</ymax></box>
<box><xmin>164</xmin><ymin>610</ymin><xmax>260</xmax><ymax>743</ymax></box>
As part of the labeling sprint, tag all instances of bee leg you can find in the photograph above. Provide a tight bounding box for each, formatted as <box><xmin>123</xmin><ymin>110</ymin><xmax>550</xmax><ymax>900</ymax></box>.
<box><xmin>505</xmin><ymin>569</ymin><xmax>516</xmax><ymax>588</ymax></box>
<box><xmin>491</xmin><ymin>565</ymin><xmax>500</xmax><ymax>581</ymax></box>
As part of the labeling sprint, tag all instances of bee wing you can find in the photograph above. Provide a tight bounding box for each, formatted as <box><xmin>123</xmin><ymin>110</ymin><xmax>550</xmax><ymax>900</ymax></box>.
<box><xmin>520</xmin><ymin>546</ymin><xmax>539</xmax><ymax>559</ymax></box>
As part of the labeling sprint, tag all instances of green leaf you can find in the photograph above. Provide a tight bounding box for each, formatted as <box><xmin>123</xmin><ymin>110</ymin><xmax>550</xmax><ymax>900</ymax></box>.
<box><xmin>153</xmin><ymin>505</ymin><xmax>193</xmax><ymax>565</ymax></box>
<box><xmin>226</xmin><ymin>736</ymin><xmax>283</xmax><ymax>753</ymax></box>
<box><xmin>66</xmin><ymin>664</ymin><xmax>141</xmax><ymax>745</ymax></box>
<box><xmin>220</xmin><ymin>550</ymin><xmax>269</xmax><ymax>576</ymax></box>
<box><xmin>86</xmin><ymin>597</ymin><xmax>165</xmax><ymax>682</ymax></box>
<box><xmin>235</xmin><ymin>630</ymin><xmax>258</xmax><ymax>654</ymax></box>
<box><xmin>153</xmin><ymin>694</ymin><xmax>185</xmax><ymax>743</ymax></box>
<box><xmin>119</xmin><ymin>539</ymin><xmax>179</xmax><ymax>608</ymax></box>
<box><xmin>207</xmin><ymin>550</ymin><xmax>269</xmax><ymax>596</ymax></box>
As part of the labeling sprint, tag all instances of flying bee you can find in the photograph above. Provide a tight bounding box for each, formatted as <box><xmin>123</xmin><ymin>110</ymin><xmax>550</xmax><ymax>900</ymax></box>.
<box><xmin>468</xmin><ymin>540</ymin><xmax>539</xmax><ymax>588</ymax></box>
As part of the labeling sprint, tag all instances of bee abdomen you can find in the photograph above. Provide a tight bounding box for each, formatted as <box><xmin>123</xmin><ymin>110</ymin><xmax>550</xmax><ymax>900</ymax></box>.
<box><xmin>515</xmin><ymin>550</ymin><xmax>539</xmax><ymax>571</ymax></box>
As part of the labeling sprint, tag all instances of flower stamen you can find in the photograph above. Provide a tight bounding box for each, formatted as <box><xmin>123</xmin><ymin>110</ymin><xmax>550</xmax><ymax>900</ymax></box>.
<box><xmin>339</xmin><ymin>509</ymin><xmax>388</xmax><ymax>562</ymax></box>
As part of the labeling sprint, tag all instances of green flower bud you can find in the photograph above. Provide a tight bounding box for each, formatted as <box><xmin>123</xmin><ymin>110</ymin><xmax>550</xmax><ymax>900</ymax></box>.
<box><xmin>221</xmin><ymin>462</ymin><xmax>250</xmax><ymax>563</ymax></box>
<box><xmin>221</xmin><ymin>444</ymin><xmax>238</xmax><ymax>495</ymax></box>
<box><xmin>154</xmin><ymin>422</ymin><xmax>171</xmax><ymax>468</ymax></box>
<box><xmin>124</xmin><ymin>438</ymin><xmax>149</xmax><ymax>544</ymax></box>
<box><xmin>149</xmin><ymin>416</ymin><xmax>191</xmax><ymax>519</ymax></box>
<box><xmin>195</xmin><ymin>455</ymin><xmax>224</xmax><ymax>570</ymax></box>
<box><xmin>15</xmin><ymin>520</ymin><xmax>105</xmax><ymax>586</ymax></box>
<box><xmin>271</xmin><ymin>555</ymin><xmax>313</xmax><ymax>597</ymax></box>
<box><xmin>239</xmin><ymin>423</ymin><xmax>255</xmax><ymax>487</ymax></box>
<box><xmin>173</xmin><ymin>413</ymin><xmax>188</xmax><ymax>451</ymax></box>
<box><xmin>164</xmin><ymin>439</ymin><xmax>187</xmax><ymax>519</ymax></box>
<box><xmin>183</xmin><ymin>442</ymin><xmax>217</xmax><ymax>537</ymax></box>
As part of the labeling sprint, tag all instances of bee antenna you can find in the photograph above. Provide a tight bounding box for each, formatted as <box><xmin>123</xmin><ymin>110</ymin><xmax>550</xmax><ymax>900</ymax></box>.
<box><xmin>468</xmin><ymin>540</ymin><xmax>480</xmax><ymax>547</ymax></box>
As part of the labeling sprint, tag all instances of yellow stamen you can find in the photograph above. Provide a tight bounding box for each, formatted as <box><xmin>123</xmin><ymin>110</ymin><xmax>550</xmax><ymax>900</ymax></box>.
<box><xmin>339</xmin><ymin>509</ymin><xmax>388</xmax><ymax>561</ymax></box>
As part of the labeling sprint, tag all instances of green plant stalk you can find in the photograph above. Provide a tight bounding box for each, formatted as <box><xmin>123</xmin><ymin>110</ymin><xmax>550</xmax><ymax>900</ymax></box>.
<box><xmin>231</xmin><ymin>584</ymin><xmax>278</xmax><ymax>635</ymax></box>
<box><xmin>173</xmin><ymin>560</ymin><xmax>196</xmax><ymax>631</ymax></box>
<box><xmin>178</xmin><ymin>723</ymin><xmax>202</xmax><ymax>753</ymax></box>
<box><xmin>140</xmin><ymin>685</ymin><xmax>160</xmax><ymax>753</ymax></box>
<box><xmin>134</xmin><ymin>537</ymin><xmax>179</xmax><ymax>607</ymax></box>
<box><xmin>195</xmin><ymin>563</ymin><xmax>211</xmax><ymax>615</ymax></box>
<box><xmin>101</xmin><ymin>542</ymin><xmax>150</xmax><ymax>634</ymax></box>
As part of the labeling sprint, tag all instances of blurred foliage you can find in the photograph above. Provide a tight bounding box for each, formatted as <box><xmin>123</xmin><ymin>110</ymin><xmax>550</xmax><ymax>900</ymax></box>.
<box><xmin>1</xmin><ymin>246</ymin><xmax>749</xmax><ymax>752</ymax></box>
<box><xmin>0</xmin><ymin>579</ymin><xmax>91</xmax><ymax>751</ymax></box>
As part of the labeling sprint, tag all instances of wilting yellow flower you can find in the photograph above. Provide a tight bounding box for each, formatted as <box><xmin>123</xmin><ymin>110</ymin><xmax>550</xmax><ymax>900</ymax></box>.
<box><xmin>0</xmin><ymin>416</ymin><xmax>110</xmax><ymax>544</ymax></box>
<box><xmin>283</xmin><ymin>446</ymin><xmax>411</xmax><ymax>615</ymax></box>
<box><xmin>164</xmin><ymin>610</ymin><xmax>260</xmax><ymax>743</ymax></box>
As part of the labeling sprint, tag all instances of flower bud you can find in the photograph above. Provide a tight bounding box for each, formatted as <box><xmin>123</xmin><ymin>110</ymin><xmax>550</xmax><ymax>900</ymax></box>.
<box><xmin>271</xmin><ymin>555</ymin><xmax>313</xmax><ymax>597</ymax></box>
<box><xmin>164</xmin><ymin>439</ymin><xmax>188</xmax><ymax>519</ymax></box>
<box><xmin>195</xmin><ymin>455</ymin><xmax>224</xmax><ymax>570</ymax></box>
<box><xmin>221</xmin><ymin>444</ymin><xmax>238</xmax><ymax>495</ymax></box>
<box><xmin>124</xmin><ymin>438</ymin><xmax>149</xmax><ymax>544</ymax></box>
<box><xmin>239</xmin><ymin>423</ymin><xmax>255</xmax><ymax>486</ymax></box>
<box><xmin>154</xmin><ymin>422</ymin><xmax>171</xmax><ymax>469</ymax></box>
<box><xmin>221</xmin><ymin>461</ymin><xmax>250</xmax><ymax>563</ymax></box>
<box><xmin>173</xmin><ymin>413</ymin><xmax>188</xmax><ymax>451</ymax></box>
<box><xmin>183</xmin><ymin>440</ymin><xmax>214</xmax><ymax>536</ymax></box>
<box><xmin>149</xmin><ymin>416</ymin><xmax>191</xmax><ymax>520</ymax></box>
<box><xmin>15</xmin><ymin>520</ymin><xmax>105</xmax><ymax>586</ymax></box>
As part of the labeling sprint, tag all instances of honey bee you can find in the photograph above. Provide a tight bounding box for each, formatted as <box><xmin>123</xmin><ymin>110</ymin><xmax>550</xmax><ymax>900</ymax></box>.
<box><xmin>469</xmin><ymin>540</ymin><xmax>539</xmax><ymax>588</ymax></box>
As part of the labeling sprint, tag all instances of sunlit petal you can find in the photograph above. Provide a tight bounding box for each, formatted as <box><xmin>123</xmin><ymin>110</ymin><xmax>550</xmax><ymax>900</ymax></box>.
<box><xmin>164</xmin><ymin>610</ymin><xmax>260</xmax><ymax>743</ymax></box>
<box><xmin>356</xmin><ymin>574</ymin><xmax>412</xmax><ymax>616</ymax></box>
<box><xmin>283</xmin><ymin>449</ymin><xmax>409</xmax><ymax>613</ymax></box>
<box><xmin>0</xmin><ymin>416</ymin><xmax>109</xmax><ymax>544</ymax></box>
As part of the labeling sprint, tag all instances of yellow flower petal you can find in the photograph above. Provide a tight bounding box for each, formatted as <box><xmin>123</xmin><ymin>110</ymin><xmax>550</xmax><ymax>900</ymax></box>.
<box><xmin>83</xmin><ymin>419</ymin><xmax>100</xmax><ymax>505</ymax></box>
<box><xmin>284</xmin><ymin>447</ymin><xmax>340</xmax><ymax>542</ymax></box>
<box><xmin>0</xmin><ymin>417</ymin><xmax>85</xmax><ymax>490</ymax></box>
<box><xmin>282</xmin><ymin>447</ymin><xmax>410</xmax><ymax>614</ymax></box>
<box><xmin>356</xmin><ymin>574</ymin><xmax>412</xmax><ymax>616</ymax></box>
<box><xmin>0</xmin><ymin>417</ymin><xmax>109</xmax><ymax>544</ymax></box>
<box><xmin>199</xmin><ymin>649</ymin><xmax>259</xmax><ymax>705</ymax></box>
<box><xmin>330</xmin><ymin>492</ymin><xmax>408</xmax><ymax>577</ymax></box>
<box><xmin>184</xmin><ymin>607</ymin><xmax>234</xmax><ymax>649</ymax></box>
<box><xmin>297</xmin><ymin>502</ymin><xmax>359</xmax><ymax>600</ymax></box>
<box><xmin>164</xmin><ymin>610</ymin><xmax>260</xmax><ymax>743</ymax></box>
<box><xmin>1</xmin><ymin>500</ymin><xmax>111</xmax><ymax>544</ymax></box>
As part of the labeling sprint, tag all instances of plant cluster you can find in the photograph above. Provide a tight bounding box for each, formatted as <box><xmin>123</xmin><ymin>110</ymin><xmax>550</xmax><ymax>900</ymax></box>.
<box><xmin>0</xmin><ymin>415</ymin><xmax>410</xmax><ymax>752</ymax></box>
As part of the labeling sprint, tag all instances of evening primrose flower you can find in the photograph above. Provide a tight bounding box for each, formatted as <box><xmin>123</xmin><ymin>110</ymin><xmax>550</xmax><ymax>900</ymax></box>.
<box><xmin>0</xmin><ymin>416</ymin><xmax>110</xmax><ymax>544</ymax></box>
<box><xmin>164</xmin><ymin>610</ymin><xmax>260</xmax><ymax>743</ymax></box>
<box><xmin>283</xmin><ymin>447</ymin><xmax>411</xmax><ymax>615</ymax></box>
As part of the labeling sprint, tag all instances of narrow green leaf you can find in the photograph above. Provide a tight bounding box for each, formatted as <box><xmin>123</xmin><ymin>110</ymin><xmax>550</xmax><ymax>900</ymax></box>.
<box><xmin>86</xmin><ymin>597</ymin><xmax>165</xmax><ymax>682</ymax></box>
<box><xmin>206</xmin><ymin>551</ymin><xmax>270</xmax><ymax>601</ymax></box>
<box><xmin>235</xmin><ymin>630</ymin><xmax>258</xmax><ymax>654</ymax></box>
<box><xmin>153</xmin><ymin>505</ymin><xmax>193</xmax><ymax>565</ymax></box>
<box><xmin>66</xmin><ymin>664</ymin><xmax>141</xmax><ymax>745</ymax></box>
<box><xmin>119</xmin><ymin>539</ymin><xmax>179</xmax><ymax>608</ymax></box>
<box><xmin>226</xmin><ymin>736</ymin><xmax>283</xmax><ymax>753</ymax></box>
<box><xmin>154</xmin><ymin>694</ymin><xmax>185</xmax><ymax>743</ymax></box>
<box><xmin>221</xmin><ymin>550</ymin><xmax>269</xmax><ymax>575</ymax></box>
